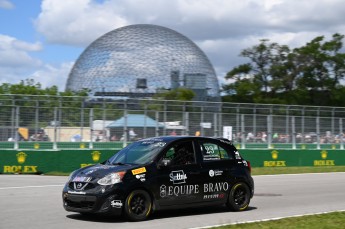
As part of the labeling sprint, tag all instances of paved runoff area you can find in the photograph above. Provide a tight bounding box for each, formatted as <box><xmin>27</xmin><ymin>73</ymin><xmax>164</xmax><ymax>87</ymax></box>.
<box><xmin>0</xmin><ymin>172</ymin><xmax>344</xmax><ymax>229</ymax></box>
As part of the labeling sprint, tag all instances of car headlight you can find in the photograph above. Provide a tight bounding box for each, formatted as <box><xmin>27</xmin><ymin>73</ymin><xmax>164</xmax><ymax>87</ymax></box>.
<box><xmin>97</xmin><ymin>171</ymin><xmax>126</xmax><ymax>185</ymax></box>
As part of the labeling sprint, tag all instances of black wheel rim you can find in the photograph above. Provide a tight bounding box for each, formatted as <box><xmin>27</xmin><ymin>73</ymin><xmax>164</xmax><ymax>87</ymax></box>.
<box><xmin>233</xmin><ymin>186</ymin><xmax>247</xmax><ymax>206</ymax></box>
<box><xmin>130</xmin><ymin>194</ymin><xmax>147</xmax><ymax>215</ymax></box>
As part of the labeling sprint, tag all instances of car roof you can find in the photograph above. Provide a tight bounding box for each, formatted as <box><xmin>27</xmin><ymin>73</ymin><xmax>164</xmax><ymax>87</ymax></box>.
<box><xmin>138</xmin><ymin>136</ymin><xmax>233</xmax><ymax>145</ymax></box>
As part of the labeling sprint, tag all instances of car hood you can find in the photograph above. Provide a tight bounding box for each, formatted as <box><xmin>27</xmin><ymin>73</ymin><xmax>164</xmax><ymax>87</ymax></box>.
<box><xmin>73</xmin><ymin>163</ymin><xmax>139</xmax><ymax>179</ymax></box>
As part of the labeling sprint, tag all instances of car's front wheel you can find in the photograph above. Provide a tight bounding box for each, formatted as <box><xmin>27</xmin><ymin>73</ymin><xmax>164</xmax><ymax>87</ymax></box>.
<box><xmin>124</xmin><ymin>189</ymin><xmax>152</xmax><ymax>221</ymax></box>
<box><xmin>226</xmin><ymin>182</ymin><xmax>251</xmax><ymax>211</ymax></box>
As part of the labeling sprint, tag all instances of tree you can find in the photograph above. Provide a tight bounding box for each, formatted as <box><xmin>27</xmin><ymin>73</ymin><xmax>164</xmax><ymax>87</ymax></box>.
<box><xmin>222</xmin><ymin>34</ymin><xmax>345</xmax><ymax>106</ymax></box>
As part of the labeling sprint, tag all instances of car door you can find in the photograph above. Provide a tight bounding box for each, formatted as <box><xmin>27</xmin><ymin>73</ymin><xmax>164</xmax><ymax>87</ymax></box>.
<box><xmin>196</xmin><ymin>139</ymin><xmax>235</xmax><ymax>202</ymax></box>
<box><xmin>155</xmin><ymin>140</ymin><xmax>203</xmax><ymax>206</ymax></box>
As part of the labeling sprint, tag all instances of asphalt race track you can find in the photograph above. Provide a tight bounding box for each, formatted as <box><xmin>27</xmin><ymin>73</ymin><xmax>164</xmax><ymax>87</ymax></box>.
<box><xmin>1</xmin><ymin>172</ymin><xmax>344</xmax><ymax>229</ymax></box>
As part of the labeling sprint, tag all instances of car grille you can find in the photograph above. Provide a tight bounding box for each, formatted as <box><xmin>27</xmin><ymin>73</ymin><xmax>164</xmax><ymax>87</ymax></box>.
<box><xmin>69</xmin><ymin>182</ymin><xmax>95</xmax><ymax>191</ymax></box>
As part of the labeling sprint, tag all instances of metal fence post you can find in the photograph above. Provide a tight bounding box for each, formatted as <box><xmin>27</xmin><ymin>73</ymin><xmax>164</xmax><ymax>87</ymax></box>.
<box><xmin>241</xmin><ymin>114</ymin><xmax>245</xmax><ymax>149</ymax></box>
<box><xmin>155</xmin><ymin>111</ymin><xmax>159</xmax><ymax>137</ymax></box>
<box><xmin>35</xmin><ymin>101</ymin><xmax>39</xmax><ymax>141</ymax></box>
<box><xmin>53</xmin><ymin>107</ymin><xmax>58</xmax><ymax>150</ymax></box>
<box><xmin>144</xmin><ymin>104</ymin><xmax>148</xmax><ymax>138</ymax></box>
<box><xmin>163</xmin><ymin>101</ymin><xmax>167</xmax><ymax>136</ymax></box>
<box><xmin>123</xmin><ymin>109</ymin><xmax>128</xmax><ymax>147</ymax></box>
<box><xmin>213</xmin><ymin>112</ymin><xmax>217</xmax><ymax>137</ymax></box>
<box><xmin>14</xmin><ymin>106</ymin><xmax>19</xmax><ymax>150</ymax></box>
<box><xmin>267</xmin><ymin>115</ymin><xmax>272</xmax><ymax>149</ymax></box>
<box><xmin>80</xmin><ymin>102</ymin><xmax>84</xmax><ymax>142</ymax></box>
<box><xmin>316</xmin><ymin>116</ymin><xmax>320</xmax><ymax>150</ymax></box>
<box><xmin>286</xmin><ymin>106</ymin><xmax>290</xmax><ymax>143</ymax></box>
<box><xmin>89</xmin><ymin>108</ymin><xmax>94</xmax><ymax>149</ymax></box>
<box><xmin>200</xmin><ymin>106</ymin><xmax>204</xmax><ymax>136</ymax></box>
<box><xmin>340</xmin><ymin>118</ymin><xmax>344</xmax><ymax>150</ymax></box>
<box><xmin>292</xmin><ymin>116</ymin><xmax>296</xmax><ymax>149</ymax></box>
<box><xmin>185</xmin><ymin>112</ymin><xmax>189</xmax><ymax>136</ymax></box>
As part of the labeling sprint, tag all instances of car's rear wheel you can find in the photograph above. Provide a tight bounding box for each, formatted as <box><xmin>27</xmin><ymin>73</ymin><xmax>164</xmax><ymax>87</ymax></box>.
<box><xmin>124</xmin><ymin>189</ymin><xmax>152</xmax><ymax>221</ymax></box>
<box><xmin>226</xmin><ymin>182</ymin><xmax>250</xmax><ymax>211</ymax></box>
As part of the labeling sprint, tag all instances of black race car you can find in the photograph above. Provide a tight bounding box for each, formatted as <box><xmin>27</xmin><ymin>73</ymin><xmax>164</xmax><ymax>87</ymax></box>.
<box><xmin>62</xmin><ymin>136</ymin><xmax>254</xmax><ymax>221</ymax></box>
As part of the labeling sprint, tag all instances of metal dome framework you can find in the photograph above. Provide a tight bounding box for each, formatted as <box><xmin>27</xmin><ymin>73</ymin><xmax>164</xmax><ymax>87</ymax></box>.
<box><xmin>66</xmin><ymin>24</ymin><xmax>220</xmax><ymax>101</ymax></box>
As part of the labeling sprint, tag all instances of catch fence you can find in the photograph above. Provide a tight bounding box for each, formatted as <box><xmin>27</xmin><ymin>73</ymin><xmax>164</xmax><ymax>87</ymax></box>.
<box><xmin>0</xmin><ymin>94</ymin><xmax>344</xmax><ymax>150</ymax></box>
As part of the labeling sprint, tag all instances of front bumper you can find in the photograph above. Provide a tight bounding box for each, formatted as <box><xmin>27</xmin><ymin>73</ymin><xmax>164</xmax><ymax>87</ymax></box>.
<box><xmin>62</xmin><ymin>184</ymin><xmax>125</xmax><ymax>215</ymax></box>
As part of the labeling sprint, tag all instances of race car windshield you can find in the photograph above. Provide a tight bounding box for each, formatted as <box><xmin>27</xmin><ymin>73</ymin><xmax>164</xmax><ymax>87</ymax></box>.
<box><xmin>107</xmin><ymin>140</ymin><xmax>167</xmax><ymax>165</ymax></box>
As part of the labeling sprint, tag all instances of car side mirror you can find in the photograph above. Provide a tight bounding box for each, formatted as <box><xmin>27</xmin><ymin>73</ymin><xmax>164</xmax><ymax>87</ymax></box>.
<box><xmin>157</xmin><ymin>159</ymin><xmax>171</xmax><ymax>169</ymax></box>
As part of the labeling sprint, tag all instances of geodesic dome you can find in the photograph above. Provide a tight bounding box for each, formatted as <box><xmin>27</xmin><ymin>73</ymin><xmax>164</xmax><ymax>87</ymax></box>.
<box><xmin>66</xmin><ymin>24</ymin><xmax>220</xmax><ymax>101</ymax></box>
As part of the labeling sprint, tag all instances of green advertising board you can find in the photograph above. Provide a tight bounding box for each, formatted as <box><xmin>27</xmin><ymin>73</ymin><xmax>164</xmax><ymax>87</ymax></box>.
<box><xmin>1</xmin><ymin>149</ymin><xmax>344</xmax><ymax>174</ymax></box>
<box><xmin>240</xmin><ymin>149</ymin><xmax>345</xmax><ymax>167</ymax></box>
<box><xmin>0</xmin><ymin>149</ymin><xmax>118</xmax><ymax>174</ymax></box>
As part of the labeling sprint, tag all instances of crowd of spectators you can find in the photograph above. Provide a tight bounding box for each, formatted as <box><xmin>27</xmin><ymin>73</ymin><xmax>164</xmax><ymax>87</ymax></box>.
<box><xmin>233</xmin><ymin>131</ymin><xmax>345</xmax><ymax>144</ymax></box>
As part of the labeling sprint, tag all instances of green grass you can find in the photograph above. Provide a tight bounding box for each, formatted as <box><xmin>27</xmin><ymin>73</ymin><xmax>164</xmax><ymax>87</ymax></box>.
<box><xmin>212</xmin><ymin>211</ymin><xmax>345</xmax><ymax>229</ymax></box>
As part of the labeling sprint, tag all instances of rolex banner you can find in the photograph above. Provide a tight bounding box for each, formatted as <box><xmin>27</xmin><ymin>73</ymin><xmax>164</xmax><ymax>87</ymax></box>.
<box><xmin>1</xmin><ymin>149</ymin><xmax>345</xmax><ymax>174</ymax></box>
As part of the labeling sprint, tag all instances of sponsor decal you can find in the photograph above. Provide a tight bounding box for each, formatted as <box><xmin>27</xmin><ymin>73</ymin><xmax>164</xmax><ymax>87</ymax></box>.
<box><xmin>203</xmin><ymin>193</ymin><xmax>225</xmax><ymax>199</ymax></box>
<box><xmin>136</xmin><ymin>174</ymin><xmax>146</xmax><ymax>182</ymax></box>
<box><xmin>234</xmin><ymin>151</ymin><xmax>241</xmax><ymax>160</ymax></box>
<box><xmin>84</xmin><ymin>169</ymin><xmax>95</xmax><ymax>175</ymax></box>
<box><xmin>156</xmin><ymin>142</ymin><xmax>166</xmax><ymax>147</ymax></box>
<box><xmin>3</xmin><ymin>165</ymin><xmax>38</xmax><ymax>173</ymax></box>
<box><xmin>111</xmin><ymin>200</ymin><xmax>123</xmax><ymax>208</ymax></box>
<box><xmin>160</xmin><ymin>185</ymin><xmax>167</xmax><ymax>197</ymax></box>
<box><xmin>3</xmin><ymin>152</ymin><xmax>39</xmax><ymax>173</ymax></box>
<box><xmin>159</xmin><ymin>182</ymin><xmax>229</xmax><ymax>198</ymax></box>
<box><xmin>264</xmin><ymin>150</ymin><xmax>287</xmax><ymax>167</ymax></box>
<box><xmin>132</xmin><ymin>167</ymin><xmax>146</xmax><ymax>175</ymax></box>
<box><xmin>209</xmin><ymin>170</ymin><xmax>223</xmax><ymax>177</ymax></box>
<box><xmin>209</xmin><ymin>170</ymin><xmax>215</xmax><ymax>177</ymax></box>
<box><xmin>314</xmin><ymin>150</ymin><xmax>335</xmax><ymax>166</ymax></box>
<box><xmin>91</xmin><ymin>151</ymin><xmax>101</xmax><ymax>162</ymax></box>
<box><xmin>16</xmin><ymin>152</ymin><xmax>27</xmax><ymax>164</ymax></box>
<box><xmin>219</xmin><ymin>139</ymin><xmax>231</xmax><ymax>145</ymax></box>
<box><xmin>72</xmin><ymin>176</ymin><xmax>92</xmax><ymax>182</ymax></box>
<box><xmin>204</xmin><ymin>182</ymin><xmax>229</xmax><ymax>193</ymax></box>
<box><xmin>205</xmin><ymin>145</ymin><xmax>215</xmax><ymax>155</ymax></box>
<box><xmin>159</xmin><ymin>184</ymin><xmax>199</xmax><ymax>197</ymax></box>
<box><xmin>169</xmin><ymin>170</ymin><xmax>187</xmax><ymax>184</ymax></box>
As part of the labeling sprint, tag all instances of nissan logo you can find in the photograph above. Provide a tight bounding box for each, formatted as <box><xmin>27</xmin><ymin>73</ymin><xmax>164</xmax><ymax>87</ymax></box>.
<box><xmin>76</xmin><ymin>183</ymin><xmax>83</xmax><ymax>189</ymax></box>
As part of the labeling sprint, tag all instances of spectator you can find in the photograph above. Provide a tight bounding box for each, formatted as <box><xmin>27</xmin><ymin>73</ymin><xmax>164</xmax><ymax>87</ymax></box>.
<box><xmin>129</xmin><ymin>128</ymin><xmax>137</xmax><ymax>140</ymax></box>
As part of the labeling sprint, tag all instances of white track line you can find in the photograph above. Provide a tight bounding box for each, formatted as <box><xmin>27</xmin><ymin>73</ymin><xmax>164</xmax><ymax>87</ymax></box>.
<box><xmin>0</xmin><ymin>184</ymin><xmax>63</xmax><ymax>190</ymax></box>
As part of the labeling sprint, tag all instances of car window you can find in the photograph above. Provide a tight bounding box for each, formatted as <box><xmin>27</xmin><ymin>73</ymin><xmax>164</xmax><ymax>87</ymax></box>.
<box><xmin>200</xmin><ymin>142</ymin><xmax>232</xmax><ymax>162</ymax></box>
<box><xmin>161</xmin><ymin>141</ymin><xmax>195</xmax><ymax>166</ymax></box>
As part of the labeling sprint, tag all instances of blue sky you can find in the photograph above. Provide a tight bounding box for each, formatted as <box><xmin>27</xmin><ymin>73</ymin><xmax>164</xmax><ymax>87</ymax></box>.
<box><xmin>1</xmin><ymin>0</ymin><xmax>345</xmax><ymax>91</ymax></box>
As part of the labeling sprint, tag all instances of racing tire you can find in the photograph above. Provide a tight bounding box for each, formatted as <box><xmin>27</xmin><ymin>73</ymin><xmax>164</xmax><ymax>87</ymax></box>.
<box><xmin>226</xmin><ymin>182</ymin><xmax>250</xmax><ymax>211</ymax></box>
<box><xmin>124</xmin><ymin>189</ymin><xmax>152</xmax><ymax>221</ymax></box>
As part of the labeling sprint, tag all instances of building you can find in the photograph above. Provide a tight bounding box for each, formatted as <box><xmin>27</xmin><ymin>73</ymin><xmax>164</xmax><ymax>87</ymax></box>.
<box><xmin>66</xmin><ymin>24</ymin><xmax>220</xmax><ymax>101</ymax></box>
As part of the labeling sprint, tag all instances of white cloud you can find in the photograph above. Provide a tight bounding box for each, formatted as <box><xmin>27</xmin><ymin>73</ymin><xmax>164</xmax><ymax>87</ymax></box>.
<box><xmin>0</xmin><ymin>35</ymin><xmax>42</xmax><ymax>71</ymax></box>
<box><xmin>35</xmin><ymin>0</ymin><xmax>128</xmax><ymax>46</ymax></box>
<box><xmin>28</xmin><ymin>62</ymin><xmax>74</xmax><ymax>90</ymax></box>
<box><xmin>0</xmin><ymin>35</ymin><xmax>68</xmax><ymax>89</ymax></box>
<box><xmin>0</xmin><ymin>0</ymin><xmax>14</xmax><ymax>9</ymax></box>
